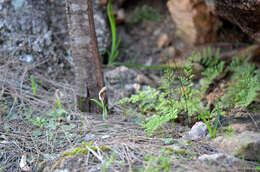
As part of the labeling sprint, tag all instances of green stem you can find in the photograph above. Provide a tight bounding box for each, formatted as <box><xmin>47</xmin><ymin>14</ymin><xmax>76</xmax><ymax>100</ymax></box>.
<box><xmin>113</xmin><ymin>62</ymin><xmax>197</xmax><ymax>70</ymax></box>
<box><xmin>212</xmin><ymin>97</ymin><xmax>220</xmax><ymax>138</ymax></box>
<box><xmin>107</xmin><ymin>0</ymin><xmax>117</xmax><ymax>64</ymax></box>
<box><xmin>30</xmin><ymin>75</ymin><xmax>37</xmax><ymax>95</ymax></box>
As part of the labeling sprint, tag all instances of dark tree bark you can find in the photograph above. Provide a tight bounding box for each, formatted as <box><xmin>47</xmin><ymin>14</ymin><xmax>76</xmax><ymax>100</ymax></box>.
<box><xmin>204</xmin><ymin>0</ymin><xmax>260</xmax><ymax>42</ymax></box>
<box><xmin>65</xmin><ymin>0</ymin><xmax>106</xmax><ymax>112</ymax></box>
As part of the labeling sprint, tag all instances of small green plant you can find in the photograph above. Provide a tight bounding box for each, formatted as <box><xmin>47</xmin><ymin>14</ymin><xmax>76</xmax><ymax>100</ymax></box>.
<box><xmin>49</xmin><ymin>89</ymin><xmax>68</xmax><ymax>126</ymax></box>
<box><xmin>141</xmin><ymin>153</ymin><xmax>171</xmax><ymax>172</ymax></box>
<box><xmin>221</xmin><ymin>126</ymin><xmax>235</xmax><ymax>136</ymax></box>
<box><xmin>91</xmin><ymin>87</ymin><xmax>108</xmax><ymax>120</ymax></box>
<box><xmin>176</xmin><ymin>65</ymin><xmax>200</xmax><ymax>125</ymax></box>
<box><xmin>201</xmin><ymin>50</ymin><xmax>224</xmax><ymax>93</ymax></box>
<box><xmin>25</xmin><ymin>110</ymin><xmax>47</xmax><ymax>130</ymax></box>
<box><xmin>190</xmin><ymin>47</ymin><xmax>225</xmax><ymax>94</ymax></box>
<box><xmin>118</xmin><ymin>76</ymin><xmax>174</xmax><ymax>135</ymax></box>
<box><xmin>118</xmin><ymin>55</ymin><xmax>222</xmax><ymax>136</ymax></box>
<box><xmin>212</xmin><ymin>98</ymin><xmax>221</xmax><ymax>137</ymax></box>
<box><xmin>107</xmin><ymin>0</ymin><xmax>120</xmax><ymax>65</ymax></box>
<box><xmin>25</xmin><ymin>89</ymin><xmax>68</xmax><ymax>131</ymax></box>
<box><xmin>54</xmin><ymin>89</ymin><xmax>62</xmax><ymax>110</ymax></box>
<box><xmin>32</xmin><ymin>116</ymin><xmax>47</xmax><ymax>129</ymax></box>
<box><xmin>118</xmin><ymin>48</ymin><xmax>259</xmax><ymax>137</ymax></box>
<box><xmin>30</xmin><ymin>75</ymin><xmax>37</xmax><ymax>95</ymax></box>
<box><xmin>101</xmin><ymin>152</ymin><xmax>116</xmax><ymax>172</ymax></box>
<box><xmin>63</xmin><ymin>141</ymin><xmax>111</xmax><ymax>156</ymax></box>
<box><xmin>118</xmin><ymin>68</ymin><xmax>182</xmax><ymax>136</ymax></box>
<box><xmin>131</xmin><ymin>5</ymin><xmax>160</xmax><ymax>24</ymax></box>
<box><xmin>164</xmin><ymin>137</ymin><xmax>174</xmax><ymax>145</ymax></box>
<box><xmin>63</xmin><ymin>141</ymin><xmax>93</xmax><ymax>157</ymax></box>
<box><xmin>26</xmin><ymin>108</ymin><xmax>67</xmax><ymax>131</ymax></box>
<box><xmin>221</xmin><ymin>57</ymin><xmax>260</xmax><ymax>108</ymax></box>
<box><xmin>193</xmin><ymin>97</ymin><xmax>221</xmax><ymax>138</ymax></box>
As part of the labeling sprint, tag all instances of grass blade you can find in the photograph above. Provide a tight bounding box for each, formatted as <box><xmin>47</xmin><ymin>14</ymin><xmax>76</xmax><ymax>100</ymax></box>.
<box><xmin>30</xmin><ymin>75</ymin><xmax>37</xmax><ymax>95</ymax></box>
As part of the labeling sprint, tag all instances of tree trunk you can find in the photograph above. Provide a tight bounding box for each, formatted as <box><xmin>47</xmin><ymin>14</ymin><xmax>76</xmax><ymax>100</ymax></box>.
<box><xmin>65</xmin><ymin>0</ymin><xmax>106</xmax><ymax>112</ymax></box>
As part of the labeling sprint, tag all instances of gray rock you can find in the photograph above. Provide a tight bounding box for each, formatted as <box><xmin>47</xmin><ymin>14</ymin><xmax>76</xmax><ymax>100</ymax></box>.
<box><xmin>80</xmin><ymin>133</ymin><xmax>95</xmax><ymax>142</ymax></box>
<box><xmin>0</xmin><ymin>0</ymin><xmax>49</xmax><ymax>57</ymax></box>
<box><xmin>104</xmin><ymin>66</ymin><xmax>142</xmax><ymax>107</ymax></box>
<box><xmin>20</xmin><ymin>54</ymin><xmax>34</xmax><ymax>63</ymax></box>
<box><xmin>198</xmin><ymin>153</ymin><xmax>241</xmax><ymax>166</ymax></box>
<box><xmin>182</xmin><ymin>122</ymin><xmax>209</xmax><ymax>140</ymax></box>
<box><xmin>0</xmin><ymin>0</ymin><xmax>109</xmax><ymax>66</ymax></box>
<box><xmin>213</xmin><ymin>131</ymin><xmax>260</xmax><ymax>161</ymax></box>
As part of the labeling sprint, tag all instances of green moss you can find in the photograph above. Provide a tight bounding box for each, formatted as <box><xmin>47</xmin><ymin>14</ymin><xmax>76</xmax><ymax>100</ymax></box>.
<box><xmin>163</xmin><ymin>147</ymin><xmax>174</xmax><ymax>153</ymax></box>
<box><xmin>62</xmin><ymin>141</ymin><xmax>111</xmax><ymax>157</ymax></box>
<box><xmin>100</xmin><ymin>146</ymin><xmax>111</xmax><ymax>152</ymax></box>
<box><xmin>62</xmin><ymin>147</ymin><xmax>89</xmax><ymax>157</ymax></box>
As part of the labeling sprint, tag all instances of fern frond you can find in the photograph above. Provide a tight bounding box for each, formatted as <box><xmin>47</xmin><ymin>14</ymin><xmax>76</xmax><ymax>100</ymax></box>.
<box><xmin>222</xmin><ymin>58</ymin><xmax>260</xmax><ymax>108</ymax></box>
<box><xmin>143</xmin><ymin>108</ymin><xmax>178</xmax><ymax>136</ymax></box>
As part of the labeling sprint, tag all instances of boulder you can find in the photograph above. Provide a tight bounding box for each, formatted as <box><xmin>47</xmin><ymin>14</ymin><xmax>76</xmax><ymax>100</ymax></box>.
<box><xmin>167</xmin><ymin>0</ymin><xmax>219</xmax><ymax>45</ymax></box>
<box><xmin>213</xmin><ymin>131</ymin><xmax>260</xmax><ymax>161</ymax></box>
<box><xmin>198</xmin><ymin>153</ymin><xmax>241</xmax><ymax>166</ymax></box>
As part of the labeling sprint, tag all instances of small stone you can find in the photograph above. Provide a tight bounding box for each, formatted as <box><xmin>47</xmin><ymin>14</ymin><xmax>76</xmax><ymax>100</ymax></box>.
<box><xmin>81</xmin><ymin>134</ymin><xmax>95</xmax><ymax>142</ymax></box>
<box><xmin>153</xmin><ymin>28</ymin><xmax>161</xmax><ymax>36</ymax></box>
<box><xmin>167</xmin><ymin>46</ymin><xmax>175</xmax><ymax>57</ymax></box>
<box><xmin>157</xmin><ymin>33</ymin><xmax>171</xmax><ymax>48</ymax></box>
<box><xmin>20</xmin><ymin>54</ymin><xmax>34</xmax><ymax>63</ymax></box>
<box><xmin>101</xmin><ymin>135</ymin><xmax>110</xmax><ymax>139</ymax></box>
<box><xmin>182</xmin><ymin>122</ymin><xmax>209</xmax><ymax>140</ymax></box>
